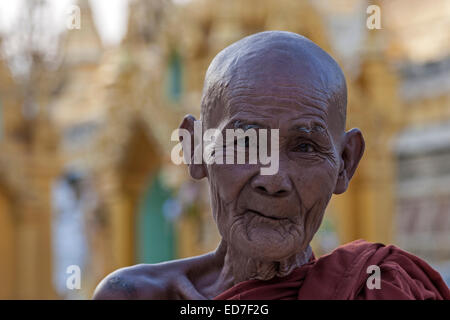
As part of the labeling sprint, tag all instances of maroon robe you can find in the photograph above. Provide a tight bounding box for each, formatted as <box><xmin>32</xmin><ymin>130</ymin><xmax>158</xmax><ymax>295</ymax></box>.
<box><xmin>214</xmin><ymin>240</ymin><xmax>450</xmax><ymax>300</ymax></box>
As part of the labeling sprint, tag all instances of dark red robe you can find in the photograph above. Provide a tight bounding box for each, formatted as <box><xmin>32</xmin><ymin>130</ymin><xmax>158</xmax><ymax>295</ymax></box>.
<box><xmin>214</xmin><ymin>240</ymin><xmax>450</xmax><ymax>300</ymax></box>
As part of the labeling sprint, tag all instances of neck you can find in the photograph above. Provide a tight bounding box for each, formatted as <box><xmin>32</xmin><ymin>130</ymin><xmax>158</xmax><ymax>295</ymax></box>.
<box><xmin>213</xmin><ymin>240</ymin><xmax>312</xmax><ymax>290</ymax></box>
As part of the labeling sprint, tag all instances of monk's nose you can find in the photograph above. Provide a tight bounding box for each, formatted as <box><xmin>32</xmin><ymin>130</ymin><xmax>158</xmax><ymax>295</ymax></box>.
<box><xmin>250</xmin><ymin>173</ymin><xmax>293</xmax><ymax>197</ymax></box>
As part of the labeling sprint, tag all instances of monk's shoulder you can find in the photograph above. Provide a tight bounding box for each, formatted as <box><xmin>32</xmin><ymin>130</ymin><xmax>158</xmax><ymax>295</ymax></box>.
<box><xmin>321</xmin><ymin>239</ymin><xmax>426</xmax><ymax>271</ymax></box>
<box><xmin>92</xmin><ymin>263</ymin><xmax>175</xmax><ymax>299</ymax></box>
<box><xmin>326</xmin><ymin>240</ymin><xmax>449</xmax><ymax>299</ymax></box>
<box><xmin>93</xmin><ymin>253</ymin><xmax>216</xmax><ymax>300</ymax></box>
<box><xmin>316</xmin><ymin>239</ymin><xmax>382</xmax><ymax>266</ymax></box>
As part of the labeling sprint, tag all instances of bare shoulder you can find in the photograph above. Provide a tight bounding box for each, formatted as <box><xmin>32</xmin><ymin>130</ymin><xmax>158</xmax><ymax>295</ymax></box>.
<box><xmin>93</xmin><ymin>253</ymin><xmax>216</xmax><ymax>300</ymax></box>
<box><xmin>92</xmin><ymin>263</ymin><xmax>172</xmax><ymax>300</ymax></box>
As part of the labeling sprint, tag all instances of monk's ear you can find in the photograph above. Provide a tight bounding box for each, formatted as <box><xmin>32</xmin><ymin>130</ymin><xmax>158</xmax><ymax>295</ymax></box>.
<box><xmin>179</xmin><ymin>114</ymin><xmax>207</xmax><ymax>180</ymax></box>
<box><xmin>334</xmin><ymin>128</ymin><xmax>365</xmax><ymax>194</ymax></box>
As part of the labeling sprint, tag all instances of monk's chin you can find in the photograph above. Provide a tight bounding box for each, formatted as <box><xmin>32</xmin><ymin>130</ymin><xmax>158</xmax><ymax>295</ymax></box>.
<box><xmin>234</xmin><ymin>231</ymin><xmax>303</xmax><ymax>262</ymax></box>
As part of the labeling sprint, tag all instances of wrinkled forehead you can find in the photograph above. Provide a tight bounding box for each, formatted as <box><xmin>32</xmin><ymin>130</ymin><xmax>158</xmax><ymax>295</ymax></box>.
<box><xmin>225</xmin><ymin>53</ymin><xmax>332</xmax><ymax>123</ymax></box>
<box><xmin>216</xmin><ymin>59</ymin><xmax>343</xmax><ymax>131</ymax></box>
<box><xmin>201</xmin><ymin>32</ymin><xmax>346</xmax><ymax>133</ymax></box>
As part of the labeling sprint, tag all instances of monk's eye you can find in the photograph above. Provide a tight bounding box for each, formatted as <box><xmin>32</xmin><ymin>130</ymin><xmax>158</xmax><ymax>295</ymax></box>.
<box><xmin>296</xmin><ymin>143</ymin><xmax>315</xmax><ymax>153</ymax></box>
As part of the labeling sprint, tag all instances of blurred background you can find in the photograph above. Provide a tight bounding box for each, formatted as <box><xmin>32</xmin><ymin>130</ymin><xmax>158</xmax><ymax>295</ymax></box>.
<box><xmin>0</xmin><ymin>0</ymin><xmax>449</xmax><ymax>299</ymax></box>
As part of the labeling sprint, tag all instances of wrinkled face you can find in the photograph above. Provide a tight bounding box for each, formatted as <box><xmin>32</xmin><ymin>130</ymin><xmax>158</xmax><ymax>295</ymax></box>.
<box><xmin>204</xmin><ymin>62</ymin><xmax>345</xmax><ymax>261</ymax></box>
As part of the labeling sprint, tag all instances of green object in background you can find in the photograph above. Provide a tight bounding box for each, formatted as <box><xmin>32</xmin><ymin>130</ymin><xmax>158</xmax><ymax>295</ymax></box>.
<box><xmin>166</xmin><ymin>50</ymin><xmax>183</xmax><ymax>102</ymax></box>
<box><xmin>136</xmin><ymin>173</ymin><xmax>175</xmax><ymax>264</ymax></box>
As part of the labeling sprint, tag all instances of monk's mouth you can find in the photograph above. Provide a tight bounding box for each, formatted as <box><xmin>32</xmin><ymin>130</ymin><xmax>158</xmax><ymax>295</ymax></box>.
<box><xmin>247</xmin><ymin>209</ymin><xmax>286</xmax><ymax>221</ymax></box>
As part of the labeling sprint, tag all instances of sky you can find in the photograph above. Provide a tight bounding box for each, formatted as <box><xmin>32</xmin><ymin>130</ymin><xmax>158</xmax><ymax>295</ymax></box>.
<box><xmin>0</xmin><ymin>0</ymin><xmax>130</xmax><ymax>46</ymax></box>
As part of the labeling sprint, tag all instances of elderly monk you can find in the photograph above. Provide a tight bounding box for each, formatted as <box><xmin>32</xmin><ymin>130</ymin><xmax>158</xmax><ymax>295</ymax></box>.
<box><xmin>93</xmin><ymin>31</ymin><xmax>450</xmax><ymax>300</ymax></box>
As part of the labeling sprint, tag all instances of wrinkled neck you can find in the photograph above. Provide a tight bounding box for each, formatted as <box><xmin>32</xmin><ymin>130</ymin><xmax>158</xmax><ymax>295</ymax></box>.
<box><xmin>214</xmin><ymin>240</ymin><xmax>313</xmax><ymax>287</ymax></box>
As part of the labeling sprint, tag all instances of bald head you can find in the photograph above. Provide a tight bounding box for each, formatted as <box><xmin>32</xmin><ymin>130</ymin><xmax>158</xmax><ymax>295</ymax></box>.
<box><xmin>200</xmin><ymin>31</ymin><xmax>347</xmax><ymax>133</ymax></box>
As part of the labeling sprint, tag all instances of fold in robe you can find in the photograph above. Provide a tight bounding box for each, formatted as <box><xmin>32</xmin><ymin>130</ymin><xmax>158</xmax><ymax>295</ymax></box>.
<box><xmin>214</xmin><ymin>240</ymin><xmax>450</xmax><ymax>300</ymax></box>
